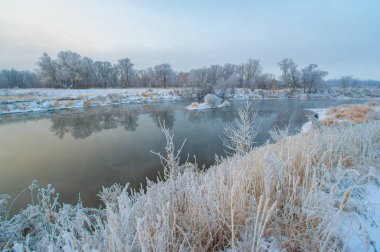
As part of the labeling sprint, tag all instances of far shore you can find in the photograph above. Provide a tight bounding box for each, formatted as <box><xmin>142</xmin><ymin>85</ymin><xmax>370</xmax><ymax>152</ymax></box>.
<box><xmin>1</xmin><ymin>87</ymin><xmax>380</xmax><ymax>115</ymax></box>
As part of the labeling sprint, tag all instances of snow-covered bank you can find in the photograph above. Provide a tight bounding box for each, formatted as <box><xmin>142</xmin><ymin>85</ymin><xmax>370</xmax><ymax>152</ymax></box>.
<box><xmin>1</xmin><ymin>87</ymin><xmax>380</xmax><ymax>115</ymax></box>
<box><xmin>302</xmin><ymin>102</ymin><xmax>380</xmax><ymax>133</ymax></box>
<box><xmin>0</xmin><ymin>88</ymin><xmax>192</xmax><ymax>115</ymax></box>
<box><xmin>186</xmin><ymin>102</ymin><xmax>230</xmax><ymax>110</ymax></box>
<box><xmin>232</xmin><ymin>87</ymin><xmax>380</xmax><ymax>100</ymax></box>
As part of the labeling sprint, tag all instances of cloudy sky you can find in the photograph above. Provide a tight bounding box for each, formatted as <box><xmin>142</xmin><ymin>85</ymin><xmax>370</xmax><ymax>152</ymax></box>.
<box><xmin>0</xmin><ymin>0</ymin><xmax>379</xmax><ymax>79</ymax></box>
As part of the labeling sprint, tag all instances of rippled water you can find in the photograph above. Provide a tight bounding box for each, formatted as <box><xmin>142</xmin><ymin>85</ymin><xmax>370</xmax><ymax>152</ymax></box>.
<box><xmin>0</xmin><ymin>99</ymin><xmax>373</xmax><ymax>213</ymax></box>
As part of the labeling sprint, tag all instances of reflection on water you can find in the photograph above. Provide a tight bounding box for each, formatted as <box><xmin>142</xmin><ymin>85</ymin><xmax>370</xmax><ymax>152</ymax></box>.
<box><xmin>0</xmin><ymin>99</ymin><xmax>373</xmax><ymax>214</ymax></box>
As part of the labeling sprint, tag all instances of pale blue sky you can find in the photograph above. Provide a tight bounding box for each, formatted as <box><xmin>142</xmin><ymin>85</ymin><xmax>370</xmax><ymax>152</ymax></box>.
<box><xmin>0</xmin><ymin>0</ymin><xmax>379</xmax><ymax>79</ymax></box>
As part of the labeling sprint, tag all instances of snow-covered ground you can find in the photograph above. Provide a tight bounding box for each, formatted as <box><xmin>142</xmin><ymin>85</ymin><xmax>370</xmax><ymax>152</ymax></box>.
<box><xmin>1</xmin><ymin>87</ymin><xmax>380</xmax><ymax>115</ymax></box>
<box><xmin>186</xmin><ymin>100</ymin><xmax>230</xmax><ymax>110</ymax></box>
<box><xmin>300</xmin><ymin>103</ymin><xmax>380</xmax><ymax>251</ymax></box>
<box><xmin>345</xmin><ymin>183</ymin><xmax>380</xmax><ymax>251</ymax></box>
<box><xmin>0</xmin><ymin>88</ymin><xmax>190</xmax><ymax>115</ymax></box>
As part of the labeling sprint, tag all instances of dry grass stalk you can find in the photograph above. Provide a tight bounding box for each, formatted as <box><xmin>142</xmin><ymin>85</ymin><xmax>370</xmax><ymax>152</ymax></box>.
<box><xmin>83</xmin><ymin>100</ymin><xmax>92</xmax><ymax>106</ymax></box>
<box><xmin>326</xmin><ymin>104</ymin><xmax>373</xmax><ymax>123</ymax></box>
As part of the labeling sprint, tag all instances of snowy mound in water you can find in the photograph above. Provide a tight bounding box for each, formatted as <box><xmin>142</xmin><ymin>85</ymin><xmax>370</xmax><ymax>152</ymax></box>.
<box><xmin>186</xmin><ymin>94</ymin><xmax>230</xmax><ymax>110</ymax></box>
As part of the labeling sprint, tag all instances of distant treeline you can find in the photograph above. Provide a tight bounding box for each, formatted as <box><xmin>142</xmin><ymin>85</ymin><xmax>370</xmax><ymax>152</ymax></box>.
<box><xmin>326</xmin><ymin>78</ymin><xmax>380</xmax><ymax>88</ymax></box>
<box><xmin>0</xmin><ymin>50</ymin><xmax>376</xmax><ymax>92</ymax></box>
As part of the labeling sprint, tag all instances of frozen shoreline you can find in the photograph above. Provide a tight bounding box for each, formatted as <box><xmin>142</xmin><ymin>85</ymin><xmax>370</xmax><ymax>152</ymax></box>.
<box><xmin>1</xmin><ymin>87</ymin><xmax>380</xmax><ymax>115</ymax></box>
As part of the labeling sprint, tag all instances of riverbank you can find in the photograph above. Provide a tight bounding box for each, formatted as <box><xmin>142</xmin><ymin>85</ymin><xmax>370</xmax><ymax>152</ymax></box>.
<box><xmin>1</xmin><ymin>103</ymin><xmax>379</xmax><ymax>251</ymax></box>
<box><xmin>1</xmin><ymin>87</ymin><xmax>380</xmax><ymax>115</ymax></box>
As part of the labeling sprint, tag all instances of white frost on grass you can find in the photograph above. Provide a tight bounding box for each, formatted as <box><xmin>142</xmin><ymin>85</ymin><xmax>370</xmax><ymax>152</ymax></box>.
<box><xmin>301</xmin><ymin>108</ymin><xmax>328</xmax><ymax>133</ymax></box>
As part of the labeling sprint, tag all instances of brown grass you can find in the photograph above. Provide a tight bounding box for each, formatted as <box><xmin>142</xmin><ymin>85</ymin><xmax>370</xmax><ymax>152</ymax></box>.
<box><xmin>189</xmin><ymin>102</ymin><xmax>199</xmax><ymax>108</ymax></box>
<box><xmin>141</xmin><ymin>92</ymin><xmax>158</xmax><ymax>98</ymax></box>
<box><xmin>326</xmin><ymin>104</ymin><xmax>372</xmax><ymax>123</ymax></box>
<box><xmin>52</xmin><ymin>101</ymin><xmax>60</xmax><ymax>108</ymax></box>
<box><xmin>83</xmin><ymin>100</ymin><xmax>92</xmax><ymax>106</ymax></box>
<box><xmin>320</xmin><ymin>117</ymin><xmax>340</xmax><ymax>126</ymax></box>
<box><xmin>0</xmin><ymin>106</ymin><xmax>10</xmax><ymax>111</ymax></box>
<box><xmin>368</xmin><ymin>102</ymin><xmax>380</xmax><ymax>107</ymax></box>
<box><xmin>64</xmin><ymin>101</ymin><xmax>75</xmax><ymax>107</ymax></box>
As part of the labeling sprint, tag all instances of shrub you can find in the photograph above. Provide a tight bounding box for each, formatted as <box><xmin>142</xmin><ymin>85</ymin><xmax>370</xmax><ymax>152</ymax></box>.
<box><xmin>204</xmin><ymin>93</ymin><xmax>221</xmax><ymax>108</ymax></box>
<box><xmin>222</xmin><ymin>100</ymin><xmax>230</xmax><ymax>107</ymax></box>
<box><xmin>189</xmin><ymin>102</ymin><xmax>199</xmax><ymax>108</ymax></box>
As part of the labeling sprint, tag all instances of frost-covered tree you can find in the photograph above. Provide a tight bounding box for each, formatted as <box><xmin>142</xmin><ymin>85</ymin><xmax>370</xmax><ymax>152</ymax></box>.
<box><xmin>339</xmin><ymin>75</ymin><xmax>359</xmax><ymax>89</ymax></box>
<box><xmin>137</xmin><ymin>68</ymin><xmax>155</xmax><ymax>87</ymax></box>
<box><xmin>80</xmin><ymin>57</ymin><xmax>98</xmax><ymax>88</ymax></box>
<box><xmin>301</xmin><ymin>64</ymin><xmax>328</xmax><ymax>93</ymax></box>
<box><xmin>278</xmin><ymin>58</ymin><xmax>300</xmax><ymax>91</ymax></box>
<box><xmin>154</xmin><ymin>63</ymin><xmax>174</xmax><ymax>88</ymax></box>
<box><xmin>236</xmin><ymin>63</ymin><xmax>245</xmax><ymax>88</ymax></box>
<box><xmin>222</xmin><ymin>63</ymin><xmax>236</xmax><ymax>81</ymax></box>
<box><xmin>56</xmin><ymin>51</ymin><xmax>83</xmax><ymax>88</ymax></box>
<box><xmin>0</xmin><ymin>69</ymin><xmax>39</xmax><ymax>88</ymax></box>
<box><xmin>117</xmin><ymin>58</ymin><xmax>134</xmax><ymax>88</ymax></box>
<box><xmin>94</xmin><ymin>61</ymin><xmax>114</xmax><ymax>88</ymax></box>
<box><xmin>37</xmin><ymin>52</ymin><xmax>58</xmax><ymax>88</ymax></box>
<box><xmin>207</xmin><ymin>65</ymin><xmax>222</xmax><ymax>87</ymax></box>
<box><xmin>245</xmin><ymin>59</ymin><xmax>262</xmax><ymax>89</ymax></box>
<box><xmin>176</xmin><ymin>71</ymin><xmax>189</xmax><ymax>87</ymax></box>
<box><xmin>257</xmin><ymin>73</ymin><xmax>277</xmax><ymax>90</ymax></box>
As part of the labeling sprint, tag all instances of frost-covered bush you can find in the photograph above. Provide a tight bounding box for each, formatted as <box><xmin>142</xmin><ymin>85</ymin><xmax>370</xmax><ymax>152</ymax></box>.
<box><xmin>222</xmin><ymin>100</ymin><xmax>230</xmax><ymax>107</ymax></box>
<box><xmin>0</xmin><ymin>183</ymin><xmax>105</xmax><ymax>251</ymax></box>
<box><xmin>221</xmin><ymin>102</ymin><xmax>259</xmax><ymax>155</ymax></box>
<box><xmin>204</xmin><ymin>93</ymin><xmax>221</xmax><ymax>108</ymax></box>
